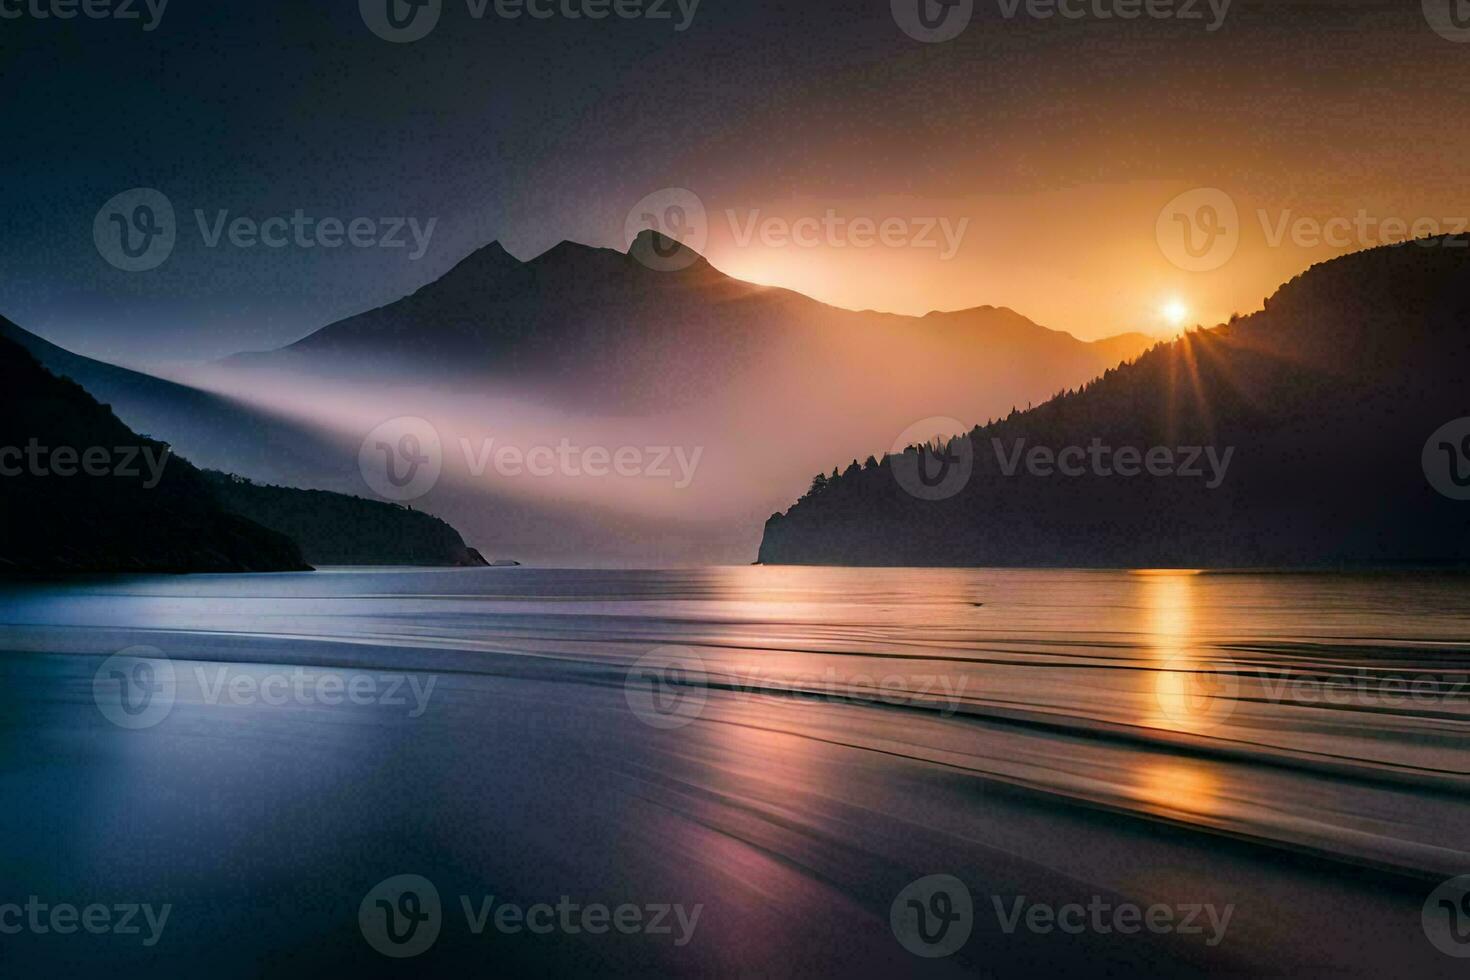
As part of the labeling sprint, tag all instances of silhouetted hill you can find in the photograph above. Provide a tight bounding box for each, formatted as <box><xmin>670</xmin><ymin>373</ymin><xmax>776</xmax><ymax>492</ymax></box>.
<box><xmin>2</xmin><ymin>324</ymin><xmax>493</xmax><ymax>571</ymax></box>
<box><xmin>0</xmin><ymin>314</ymin><xmax>344</xmax><ymax>481</ymax></box>
<box><xmin>0</xmin><ymin>335</ymin><xmax>310</xmax><ymax>574</ymax></box>
<box><xmin>201</xmin><ymin>473</ymin><xmax>489</xmax><ymax>567</ymax></box>
<box><xmin>759</xmin><ymin>237</ymin><xmax>1470</xmax><ymax>567</ymax></box>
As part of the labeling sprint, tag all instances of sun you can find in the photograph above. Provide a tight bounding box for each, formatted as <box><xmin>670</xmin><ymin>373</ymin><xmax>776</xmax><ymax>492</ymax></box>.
<box><xmin>1162</xmin><ymin>299</ymin><xmax>1190</xmax><ymax>328</ymax></box>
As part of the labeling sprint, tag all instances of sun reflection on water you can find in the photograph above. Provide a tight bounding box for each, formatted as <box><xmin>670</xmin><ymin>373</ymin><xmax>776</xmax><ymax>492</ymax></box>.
<box><xmin>1135</xmin><ymin>759</ymin><xmax>1221</xmax><ymax>820</ymax></box>
<box><xmin>1141</xmin><ymin>570</ymin><xmax>1238</xmax><ymax>735</ymax></box>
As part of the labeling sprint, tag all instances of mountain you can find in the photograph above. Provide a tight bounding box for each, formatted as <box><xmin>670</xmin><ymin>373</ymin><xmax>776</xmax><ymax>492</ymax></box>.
<box><xmin>1</xmin><ymin>324</ymin><xmax>493</xmax><ymax>571</ymax></box>
<box><xmin>0</xmin><ymin>334</ymin><xmax>309</xmax><ymax>574</ymax></box>
<box><xmin>188</xmin><ymin>232</ymin><xmax>1155</xmax><ymax>563</ymax></box>
<box><xmin>0</xmin><ymin>314</ymin><xmax>346</xmax><ymax>482</ymax></box>
<box><xmin>226</xmin><ymin>232</ymin><xmax>1154</xmax><ymax>414</ymax></box>
<box><xmin>201</xmin><ymin>472</ymin><xmax>489</xmax><ymax>567</ymax></box>
<box><xmin>758</xmin><ymin>237</ymin><xmax>1470</xmax><ymax>567</ymax></box>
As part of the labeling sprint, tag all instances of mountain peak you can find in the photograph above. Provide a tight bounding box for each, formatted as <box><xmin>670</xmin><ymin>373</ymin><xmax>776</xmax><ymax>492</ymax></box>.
<box><xmin>533</xmin><ymin>239</ymin><xmax>606</xmax><ymax>264</ymax></box>
<box><xmin>461</xmin><ymin>239</ymin><xmax>521</xmax><ymax>270</ymax></box>
<box><xmin>407</xmin><ymin>239</ymin><xmax>526</xmax><ymax>300</ymax></box>
<box><xmin>626</xmin><ymin>229</ymin><xmax>709</xmax><ymax>271</ymax></box>
<box><xmin>430</xmin><ymin>239</ymin><xmax>522</xmax><ymax>281</ymax></box>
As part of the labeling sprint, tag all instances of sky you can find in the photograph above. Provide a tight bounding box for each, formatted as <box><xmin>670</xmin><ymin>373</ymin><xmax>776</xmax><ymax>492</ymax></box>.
<box><xmin>2</xmin><ymin>0</ymin><xmax>1468</xmax><ymax>366</ymax></box>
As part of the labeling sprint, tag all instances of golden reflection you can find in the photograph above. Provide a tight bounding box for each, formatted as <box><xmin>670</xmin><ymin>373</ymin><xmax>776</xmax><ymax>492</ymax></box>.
<box><xmin>1140</xmin><ymin>570</ymin><xmax>1239</xmax><ymax>734</ymax></box>
<box><xmin>1135</xmin><ymin>759</ymin><xmax>1220</xmax><ymax>820</ymax></box>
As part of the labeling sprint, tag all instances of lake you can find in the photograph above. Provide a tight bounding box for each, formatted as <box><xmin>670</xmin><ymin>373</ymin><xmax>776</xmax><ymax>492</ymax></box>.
<box><xmin>1</xmin><ymin>566</ymin><xmax>1468</xmax><ymax>977</ymax></box>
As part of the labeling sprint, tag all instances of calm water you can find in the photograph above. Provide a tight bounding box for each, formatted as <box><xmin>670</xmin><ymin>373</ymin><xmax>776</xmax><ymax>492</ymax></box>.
<box><xmin>1</xmin><ymin>566</ymin><xmax>1468</xmax><ymax>977</ymax></box>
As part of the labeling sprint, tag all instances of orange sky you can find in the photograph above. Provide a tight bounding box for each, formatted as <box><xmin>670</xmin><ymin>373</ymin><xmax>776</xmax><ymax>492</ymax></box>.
<box><xmin>696</xmin><ymin>179</ymin><xmax>1470</xmax><ymax>341</ymax></box>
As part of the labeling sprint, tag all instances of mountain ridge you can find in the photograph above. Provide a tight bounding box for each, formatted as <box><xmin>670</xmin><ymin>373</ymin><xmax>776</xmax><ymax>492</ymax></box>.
<box><xmin>0</xmin><ymin>333</ymin><xmax>310</xmax><ymax>574</ymax></box>
<box><xmin>0</xmin><ymin>318</ymin><xmax>493</xmax><ymax>569</ymax></box>
<box><xmin>246</xmin><ymin>234</ymin><xmax>1150</xmax><ymax>366</ymax></box>
<box><xmin>6</xmin><ymin>235</ymin><xmax>1164</xmax><ymax>565</ymax></box>
<box><xmin>759</xmin><ymin>236</ymin><xmax>1470</xmax><ymax>567</ymax></box>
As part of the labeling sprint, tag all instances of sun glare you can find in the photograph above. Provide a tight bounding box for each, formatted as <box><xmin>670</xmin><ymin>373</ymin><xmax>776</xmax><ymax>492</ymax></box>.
<box><xmin>1162</xmin><ymin>299</ymin><xmax>1190</xmax><ymax>328</ymax></box>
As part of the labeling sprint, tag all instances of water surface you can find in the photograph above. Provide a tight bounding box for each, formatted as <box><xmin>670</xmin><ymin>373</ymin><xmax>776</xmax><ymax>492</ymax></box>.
<box><xmin>2</xmin><ymin>567</ymin><xmax>1467</xmax><ymax>976</ymax></box>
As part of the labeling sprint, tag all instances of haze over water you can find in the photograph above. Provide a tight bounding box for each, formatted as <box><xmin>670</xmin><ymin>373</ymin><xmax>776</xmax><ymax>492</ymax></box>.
<box><xmin>2</xmin><ymin>566</ymin><xmax>1467</xmax><ymax>976</ymax></box>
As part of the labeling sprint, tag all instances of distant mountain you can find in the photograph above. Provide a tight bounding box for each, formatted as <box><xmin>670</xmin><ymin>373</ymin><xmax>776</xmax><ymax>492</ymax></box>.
<box><xmin>759</xmin><ymin>237</ymin><xmax>1470</xmax><ymax>567</ymax></box>
<box><xmin>0</xmin><ymin>335</ymin><xmax>309</xmax><ymax>574</ymax></box>
<box><xmin>190</xmin><ymin>232</ymin><xmax>1156</xmax><ymax>563</ymax></box>
<box><xmin>226</xmin><ymin>232</ymin><xmax>1154</xmax><ymax>415</ymax></box>
<box><xmin>202</xmin><ymin>472</ymin><xmax>488</xmax><ymax>567</ymax></box>
<box><xmin>0</xmin><ymin>314</ymin><xmax>345</xmax><ymax>481</ymax></box>
<box><xmin>5</xmin><ymin>233</ymin><xmax>1160</xmax><ymax>565</ymax></box>
<box><xmin>1</xmin><ymin>324</ymin><xmax>493</xmax><ymax>572</ymax></box>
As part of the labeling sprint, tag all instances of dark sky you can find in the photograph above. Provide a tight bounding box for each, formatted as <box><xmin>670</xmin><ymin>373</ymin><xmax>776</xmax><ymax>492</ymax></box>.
<box><xmin>2</xmin><ymin>0</ymin><xmax>1465</xmax><ymax>363</ymax></box>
